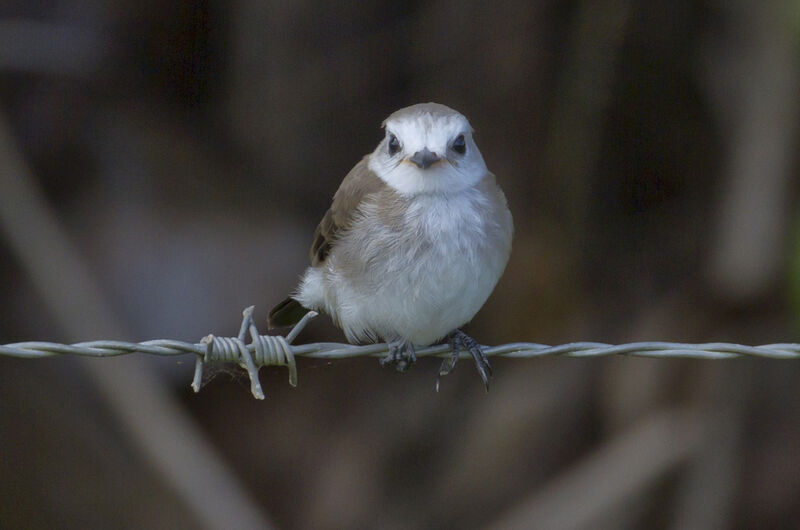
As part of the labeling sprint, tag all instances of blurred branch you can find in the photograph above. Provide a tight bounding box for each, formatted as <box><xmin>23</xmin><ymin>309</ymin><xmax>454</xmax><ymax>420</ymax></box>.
<box><xmin>542</xmin><ymin>0</ymin><xmax>633</xmax><ymax>233</ymax></box>
<box><xmin>705</xmin><ymin>1</ymin><xmax>800</xmax><ymax>299</ymax></box>
<box><xmin>669</xmin><ymin>365</ymin><xmax>747</xmax><ymax>530</ymax></box>
<box><xmin>487</xmin><ymin>408</ymin><xmax>705</xmax><ymax>530</ymax></box>
<box><xmin>0</xmin><ymin>108</ymin><xmax>276</xmax><ymax>530</ymax></box>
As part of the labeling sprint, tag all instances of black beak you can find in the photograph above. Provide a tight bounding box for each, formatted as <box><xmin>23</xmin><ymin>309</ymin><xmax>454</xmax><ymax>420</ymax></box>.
<box><xmin>409</xmin><ymin>147</ymin><xmax>441</xmax><ymax>169</ymax></box>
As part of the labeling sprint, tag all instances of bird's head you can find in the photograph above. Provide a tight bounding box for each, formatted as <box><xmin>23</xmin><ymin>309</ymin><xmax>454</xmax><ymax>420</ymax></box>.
<box><xmin>368</xmin><ymin>103</ymin><xmax>489</xmax><ymax>196</ymax></box>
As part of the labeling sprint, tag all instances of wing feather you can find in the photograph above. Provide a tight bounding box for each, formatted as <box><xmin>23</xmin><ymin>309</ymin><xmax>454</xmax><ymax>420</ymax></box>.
<box><xmin>310</xmin><ymin>157</ymin><xmax>386</xmax><ymax>266</ymax></box>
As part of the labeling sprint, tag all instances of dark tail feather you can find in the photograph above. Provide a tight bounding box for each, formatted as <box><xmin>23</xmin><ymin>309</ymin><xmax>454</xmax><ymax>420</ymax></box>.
<box><xmin>268</xmin><ymin>297</ymin><xmax>310</xmax><ymax>329</ymax></box>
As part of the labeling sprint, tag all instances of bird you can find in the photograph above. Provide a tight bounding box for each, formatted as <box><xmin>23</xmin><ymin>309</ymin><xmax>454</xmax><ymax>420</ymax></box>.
<box><xmin>268</xmin><ymin>102</ymin><xmax>513</xmax><ymax>389</ymax></box>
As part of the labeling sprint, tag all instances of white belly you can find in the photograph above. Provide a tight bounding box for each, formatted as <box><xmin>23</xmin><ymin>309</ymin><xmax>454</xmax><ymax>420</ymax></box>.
<box><xmin>297</xmin><ymin>187</ymin><xmax>512</xmax><ymax>345</ymax></box>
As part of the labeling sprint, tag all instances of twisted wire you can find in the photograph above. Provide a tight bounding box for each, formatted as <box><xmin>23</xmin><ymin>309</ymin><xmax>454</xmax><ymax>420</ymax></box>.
<box><xmin>2</xmin><ymin>307</ymin><xmax>798</xmax><ymax>399</ymax></box>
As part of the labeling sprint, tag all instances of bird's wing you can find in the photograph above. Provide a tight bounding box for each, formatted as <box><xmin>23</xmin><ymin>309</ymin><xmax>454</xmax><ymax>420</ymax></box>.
<box><xmin>310</xmin><ymin>156</ymin><xmax>386</xmax><ymax>266</ymax></box>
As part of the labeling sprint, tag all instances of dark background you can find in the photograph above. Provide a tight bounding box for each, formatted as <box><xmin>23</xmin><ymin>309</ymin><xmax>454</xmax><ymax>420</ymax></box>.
<box><xmin>1</xmin><ymin>1</ymin><xmax>799</xmax><ymax>529</ymax></box>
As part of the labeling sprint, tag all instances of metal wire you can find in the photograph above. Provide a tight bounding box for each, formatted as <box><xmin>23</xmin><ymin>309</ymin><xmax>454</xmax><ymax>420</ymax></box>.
<box><xmin>2</xmin><ymin>306</ymin><xmax>798</xmax><ymax>399</ymax></box>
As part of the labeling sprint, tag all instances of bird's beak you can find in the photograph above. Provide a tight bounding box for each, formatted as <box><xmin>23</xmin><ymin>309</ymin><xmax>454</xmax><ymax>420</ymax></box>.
<box><xmin>408</xmin><ymin>147</ymin><xmax>441</xmax><ymax>169</ymax></box>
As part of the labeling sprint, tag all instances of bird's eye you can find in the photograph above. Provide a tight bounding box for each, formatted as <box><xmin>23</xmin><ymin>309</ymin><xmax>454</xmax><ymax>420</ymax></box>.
<box><xmin>388</xmin><ymin>134</ymin><xmax>400</xmax><ymax>155</ymax></box>
<box><xmin>452</xmin><ymin>134</ymin><xmax>466</xmax><ymax>154</ymax></box>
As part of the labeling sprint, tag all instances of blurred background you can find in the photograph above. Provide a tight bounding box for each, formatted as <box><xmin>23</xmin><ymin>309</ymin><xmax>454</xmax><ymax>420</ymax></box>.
<box><xmin>1</xmin><ymin>1</ymin><xmax>799</xmax><ymax>529</ymax></box>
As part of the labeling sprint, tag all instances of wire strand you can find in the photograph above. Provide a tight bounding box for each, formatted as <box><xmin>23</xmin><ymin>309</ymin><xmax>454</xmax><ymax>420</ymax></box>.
<box><xmin>3</xmin><ymin>307</ymin><xmax>798</xmax><ymax>399</ymax></box>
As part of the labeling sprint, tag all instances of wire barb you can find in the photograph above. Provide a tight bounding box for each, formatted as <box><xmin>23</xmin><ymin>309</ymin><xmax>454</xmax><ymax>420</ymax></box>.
<box><xmin>2</xmin><ymin>306</ymin><xmax>799</xmax><ymax>399</ymax></box>
<box><xmin>191</xmin><ymin>306</ymin><xmax>315</xmax><ymax>399</ymax></box>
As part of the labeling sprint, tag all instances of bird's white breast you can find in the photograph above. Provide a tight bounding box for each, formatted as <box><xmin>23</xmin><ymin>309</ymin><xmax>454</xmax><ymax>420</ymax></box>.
<box><xmin>296</xmin><ymin>179</ymin><xmax>512</xmax><ymax>345</ymax></box>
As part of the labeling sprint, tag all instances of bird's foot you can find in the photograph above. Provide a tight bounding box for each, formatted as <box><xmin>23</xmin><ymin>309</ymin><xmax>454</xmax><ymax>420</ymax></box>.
<box><xmin>380</xmin><ymin>339</ymin><xmax>417</xmax><ymax>373</ymax></box>
<box><xmin>438</xmin><ymin>329</ymin><xmax>493</xmax><ymax>391</ymax></box>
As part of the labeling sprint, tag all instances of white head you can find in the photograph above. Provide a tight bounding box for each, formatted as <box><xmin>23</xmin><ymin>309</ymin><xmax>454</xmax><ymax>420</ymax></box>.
<box><xmin>367</xmin><ymin>103</ymin><xmax>489</xmax><ymax>196</ymax></box>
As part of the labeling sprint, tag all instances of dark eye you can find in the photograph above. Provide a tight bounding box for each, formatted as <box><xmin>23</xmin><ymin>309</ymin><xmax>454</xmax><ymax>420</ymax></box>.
<box><xmin>388</xmin><ymin>134</ymin><xmax>400</xmax><ymax>155</ymax></box>
<box><xmin>452</xmin><ymin>134</ymin><xmax>466</xmax><ymax>154</ymax></box>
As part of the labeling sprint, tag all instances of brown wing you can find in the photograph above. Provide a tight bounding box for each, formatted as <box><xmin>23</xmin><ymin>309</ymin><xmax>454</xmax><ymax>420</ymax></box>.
<box><xmin>309</xmin><ymin>156</ymin><xmax>386</xmax><ymax>266</ymax></box>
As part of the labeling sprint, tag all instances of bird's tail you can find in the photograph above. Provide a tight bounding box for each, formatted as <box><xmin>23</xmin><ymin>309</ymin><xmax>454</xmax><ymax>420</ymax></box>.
<box><xmin>267</xmin><ymin>297</ymin><xmax>311</xmax><ymax>329</ymax></box>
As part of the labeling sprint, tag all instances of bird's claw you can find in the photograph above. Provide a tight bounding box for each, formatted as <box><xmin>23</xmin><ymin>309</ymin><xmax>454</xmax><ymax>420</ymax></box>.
<box><xmin>380</xmin><ymin>340</ymin><xmax>416</xmax><ymax>372</ymax></box>
<box><xmin>438</xmin><ymin>329</ymin><xmax>492</xmax><ymax>391</ymax></box>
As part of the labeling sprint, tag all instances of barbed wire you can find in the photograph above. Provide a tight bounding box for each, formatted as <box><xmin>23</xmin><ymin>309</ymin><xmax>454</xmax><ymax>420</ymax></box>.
<box><xmin>3</xmin><ymin>306</ymin><xmax>799</xmax><ymax>399</ymax></box>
